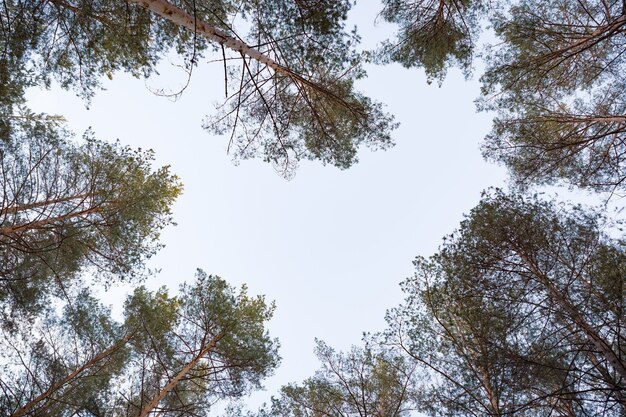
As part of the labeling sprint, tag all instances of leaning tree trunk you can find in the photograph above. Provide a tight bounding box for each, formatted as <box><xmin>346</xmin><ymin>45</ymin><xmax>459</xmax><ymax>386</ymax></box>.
<box><xmin>0</xmin><ymin>193</ymin><xmax>92</xmax><ymax>216</ymax></box>
<box><xmin>125</xmin><ymin>0</ymin><xmax>346</xmax><ymax>102</ymax></box>
<box><xmin>11</xmin><ymin>332</ymin><xmax>134</xmax><ymax>417</ymax></box>
<box><xmin>0</xmin><ymin>206</ymin><xmax>107</xmax><ymax>235</ymax></box>
<box><xmin>127</xmin><ymin>0</ymin><xmax>285</xmax><ymax>71</ymax></box>
<box><xmin>517</xmin><ymin>250</ymin><xmax>626</xmax><ymax>384</ymax></box>
<box><xmin>137</xmin><ymin>332</ymin><xmax>225</xmax><ymax>417</ymax></box>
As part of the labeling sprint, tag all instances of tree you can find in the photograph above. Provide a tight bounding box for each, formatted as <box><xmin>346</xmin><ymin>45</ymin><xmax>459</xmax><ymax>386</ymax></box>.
<box><xmin>385</xmin><ymin>190</ymin><xmax>626</xmax><ymax>416</ymax></box>
<box><xmin>242</xmin><ymin>339</ymin><xmax>418</xmax><ymax>417</ymax></box>
<box><xmin>0</xmin><ymin>271</ymin><xmax>279</xmax><ymax>416</ymax></box>
<box><xmin>2</xmin><ymin>0</ymin><xmax>396</xmax><ymax>175</ymax></box>
<box><xmin>115</xmin><ymin>270</ymin><xmax>279</xmax><ymax>416</ymax></box>
<box><xmin>377</xmin><ymin>0</ymin><xmax>485</xmax><ymax>83</ymax></box>
<box><xmin>480</xmin><ymin>0</ymin><xmax>626</xmax><ymax>192</ymax></box>
<box><xmin>373</xmin><ymin>0</ymin><xmax>626</xmax><ymax>193</ymax></box>
<box><xmin>0</xmin><ymin>288</ymin><xmax>131</xmax><ymax>416</ymax></box>
<box><xmin>0</xmin><ymin>110</ymin><xmax>182</xmax><ymax>323</ymax></box>
<box><xmin>386</xmin><ymin>259</ymin><xmax>557</xmax><ymax>416</ymax></box>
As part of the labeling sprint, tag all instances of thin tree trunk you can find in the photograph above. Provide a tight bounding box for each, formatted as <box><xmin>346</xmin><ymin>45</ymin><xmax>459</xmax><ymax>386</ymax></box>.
<box><xmin>517</xmin><ymin>251</ymin><xmax>626</xmax><ymax>383</ymax></box>
<box><xmin>538</xmin><ymin>14</ymin><xmax>626</xmax><ymax>63</ymax></box>
<box><xmin>541</xmin><ymin>115</ymin><xmax>626</xmax><ymax>124</ymax></box>
<box><xmin>11</xmin><ymin>332</ymin><xmax>134</xmax><ymax>417</ymax></box>
<box><xmin>126</xmin><ymin>0</ymin><xmax>289</xmax><ymax>75</ymax></box>
<box><xmin>124</xmin><ymin>0</ymin><xmax>349</xmax><ymax>105</ymax></box>
<box><xmin>559</xmin><ymin>322</ymin><xmax>626</xmax><ymax>407</ymax></box>
<box><xmin>587</xmin><ymin>348</ymin><xmax>626</xmax><ymax>405</ymax></box>
<box><xmin>137</xmin><ymin>332</ymin><xmax>225</xmax><ymax>417</ymax></box>
<box><xmin>0</xmin><ymin>193</ymin><xmax>92</xmax><ymax>216</ymax></box>
<box><xmin>0</xmin><ymin>206</ymin><xmax>105</xmax><ymax>235</ymax></box>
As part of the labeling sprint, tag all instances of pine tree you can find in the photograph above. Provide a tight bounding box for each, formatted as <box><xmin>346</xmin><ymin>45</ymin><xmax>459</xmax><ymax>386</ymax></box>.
<box><xmin>0</xmin><ymin>271</ymin><xmax>279</xmax><ymax>416</ymax></box>
<box><xmin>386</xmin><ymin>190</ymin><xmax>626</xmax><ymax>416</ymax></box>
<box><xmin>480</xmin><ymin>0</ymin><xmax>626</xmax><ymax>192</ymax></box>
<box><xmin>1</xmin><ymin>0</ymin><xmax>396</xmax><ymax>175</ymax></box>
<box><xmin>0</xmin><ymin>111</ymin><xmax>181</xmax><ymax>322</ymax></box>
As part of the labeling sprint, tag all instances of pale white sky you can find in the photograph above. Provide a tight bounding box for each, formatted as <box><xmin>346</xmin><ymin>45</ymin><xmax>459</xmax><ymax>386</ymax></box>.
<box><xmin>26</xmin><ymin>0</ymin><xmax>509</xmax><ymax>408</ymax></box>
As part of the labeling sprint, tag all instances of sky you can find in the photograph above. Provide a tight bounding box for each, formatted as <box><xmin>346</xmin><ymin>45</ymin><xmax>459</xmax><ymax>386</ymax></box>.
<box><xmin>24</xmin><ymin>0</ymin><xmax>509</xmax><ymax>408</ymax></box>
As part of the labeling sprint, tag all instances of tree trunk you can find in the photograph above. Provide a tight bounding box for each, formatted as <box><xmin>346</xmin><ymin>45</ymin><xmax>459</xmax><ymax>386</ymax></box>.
<box><xmin>11</xmin><ymin>332</ymin><xmax>134</xmax><ymax>417</ymax></box>
<box><xmin>0</xmin><ymin>206</ymin><xmax>106</xmax><ymax>235</ymax></box>
<box><xmin>537</xmin><ymin>115</ymin><xmax>626</xmax><ymax>125</ymax></box>
<box><xmin>124</xmin><ymin>0</ymin><xmax>345</xmax><ymax>102</ymax></box>
<box><xmin>537</xmin><ymin>14</ymin><xmax>626</xmax><ymax>63</ymax></box>
<box><xmin>126</xmin><ymin>0</ymin><xmax>288</xmax><ymax>74</ymax></box>
<box><xmin>0</xmin><ymin>193</ymin><xmax>92</xmax><ymax>216</ymax></box>
<box><xmin>517</xmin><ymin>251</ymin><xmax>626</xmax><ymax>383</ymax></box>
<box><xmin>137</xmin><ymin>332</ymin><xmax>225</xmax><ymax>417</ymax></box>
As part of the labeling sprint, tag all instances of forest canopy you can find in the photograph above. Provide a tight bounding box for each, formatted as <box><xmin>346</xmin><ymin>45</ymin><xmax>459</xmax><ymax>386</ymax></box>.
<box><xmin>1</xmin><ymin>0</ymin><xmax>626</xmax><ymax>416</ymax></box>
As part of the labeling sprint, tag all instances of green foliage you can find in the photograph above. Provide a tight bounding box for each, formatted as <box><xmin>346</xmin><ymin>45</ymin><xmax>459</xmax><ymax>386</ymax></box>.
<box><xmin>0</xmin><ymin>288</ymin><xmax>129</xmax><ymax>416</ymax></box>
<box><xmin>177</xmin><ymin>270</ymin><xmax>279</xmax><ymax>395</ymax></box>
<box><xmin>386</xmin><ymin>190</ymin><xmax>626</xmax><ymax>416</ymax></box>
<box><xmin>242</xmin><ymin>0</ymin><xmax>356</xmax><ymax>75</ymax></box>
<box><xmin>0</xmin><ymin>110</ymin><xmax>182</xmax><ymax>323</ymax></box>
<box><xmin>1</xmin><ymin>0</ymin><xmax>233</xmax><ymax>101</ymax></box>
<box><xmin>1</xmin><ymin>0</ymin><xmax>397</xmax><ymax>175</ymax></box>
<box><xmin>480</xmin><ymin>0</ymin><xmax>626</xmax><ymax>191</ymax></box>
<box><xmin>373</xmin><ymin>0</ymin><xmax>626</xmax><ymax>191</ymax></box>
<box><xmin>117</xmin><ymin>270</ymin><xmax>280</xmax><ymax>416</ymax></box>
<box><xmin>0</xmin><ymin>272</ymin><xmax>278</xmax><ymax>416</ymax></box>
<box><xmin>210</xmin><ymin>74</ymin><xmax>396</xmax><ymax>175</ymax></box>
<box><xmin>123</xmin><ymin>285</ymin><xmax>180</xmax><ymax>354</ymax></box>
<box><xmin>204</xmin><ymin>0</ymin><xmax>397</xmax><ymax>175</ymax></box>
<box><xmin>250</xmin><ymin>339</ymin><xmax>417</xmax><ymax>417</ymax></box>
<box><xmin>377</xmin><ymin>0</ymin><xmax>484</xmax><ymax>83</ymax></box>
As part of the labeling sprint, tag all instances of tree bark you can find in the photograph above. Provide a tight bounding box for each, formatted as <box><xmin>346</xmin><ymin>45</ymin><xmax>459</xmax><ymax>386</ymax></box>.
<box><xmin>537</xmin><ymin>14</ymin><xmax>626</xmax><ymax>64</ymax></box>
<box><xmin>538</xmin><ymin>115</ymin><xmax>626</xmax><ymax>125</ymax></box>
<box><xmin>137</xmin><ymin>332</ymin><xmax>225</xmax><ymax>417</ymax></box>
<box><xmin>0</xmin><ymin>193</ymin><xmax>92</xmax><ymax>216</ymax></box>
<box><xmin>124</xmin><ymin>0</ymin><xmax>347</xmax><ymax>103</ymax></box>
<box><xmin>126</xmin><ymin>0</ymin><xmax>288</xmax><ymax>75</ymax></box>
<box><xmin>0</xmin><ymin>205</ymin><xmax>106</xmax><ymax>235</ymax></box>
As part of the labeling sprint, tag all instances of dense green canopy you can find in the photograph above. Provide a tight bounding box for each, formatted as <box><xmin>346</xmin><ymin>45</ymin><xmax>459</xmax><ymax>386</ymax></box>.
<box><xmin>385</xmin><ymin>190</ymin><xmax>626</xmax><ymax>416</ymax></box>
<box><xmin>0</xmin><ymin>272</ymin><xmax>279</xmax><ymax>416</ymax></box>
<box><xmin>0</xmin><ymin>111</ymin><xmax>181</xmax><ymax>324</ymax></box>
